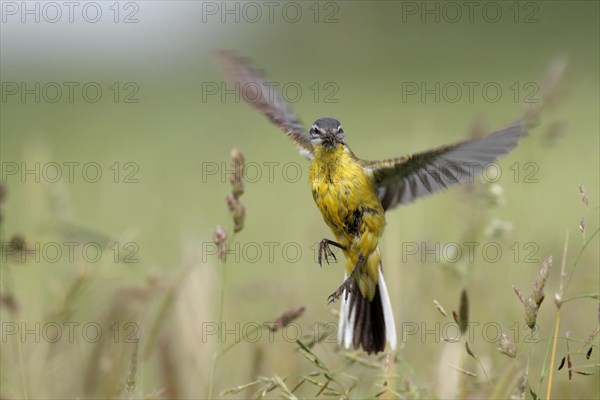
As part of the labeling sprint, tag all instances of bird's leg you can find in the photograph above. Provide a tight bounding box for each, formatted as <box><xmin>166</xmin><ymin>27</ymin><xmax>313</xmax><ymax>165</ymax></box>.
<box><xmin>327</xmin><ymin>254</ymin><xmax>364</xmax><ymax>304</ymax></box>
<box><xmin>318</xmin><ymin>238</ymin><xmax>345</xmax><ymax>267</ymax></box>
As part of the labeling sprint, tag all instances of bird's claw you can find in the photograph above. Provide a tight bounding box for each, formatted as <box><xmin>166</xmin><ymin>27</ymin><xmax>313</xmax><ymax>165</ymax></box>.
<box><xmin>327</xmin><ymin>277</ymin><xmax>353</xmax><ymax>304</ymax></box>
<box><xmin>318</xmin><ymin>239</ymin><xmax>337</xmax><ymax>267</ymax></box>
<box><xmin>327</xmin><ymin>255</ymin><xmax>362</xmax><ymax>304</ymax></box>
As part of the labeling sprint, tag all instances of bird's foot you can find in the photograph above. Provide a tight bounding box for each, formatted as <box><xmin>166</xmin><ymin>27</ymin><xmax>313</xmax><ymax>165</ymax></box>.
<box><xmin>318</xmin><ymin>238</ymin><xmax>344</xmax><ymax>267</ymax></box>
<box><xmin>327</xmin><ymin>256</ymin><xmax>362</xmax><ymax>304</ymax></box>
<box><xmin>327</xmin><ymin>275</ymin><xmax>354</xmax><ymax>304</ymax></box>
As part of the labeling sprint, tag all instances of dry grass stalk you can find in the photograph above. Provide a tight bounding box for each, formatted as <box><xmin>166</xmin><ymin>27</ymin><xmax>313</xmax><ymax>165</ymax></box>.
<box><xmin>448</xmin><ymin>363</ymin><xmax>477</xmax><ymax>378</ymax></box>
<box><xmin>125</xmin><ymin>338</ymin><xmax>140</xmax><ymax>395</ymax></box>
<box><xmin>545</xmin><ymin>234</ymin><xmax>567</xmax><ymax>400</ymax></box>
<box><xmin>209</xmin><ymin>147</ymin><xmax>247</xmax><ymax>399</ymax></box>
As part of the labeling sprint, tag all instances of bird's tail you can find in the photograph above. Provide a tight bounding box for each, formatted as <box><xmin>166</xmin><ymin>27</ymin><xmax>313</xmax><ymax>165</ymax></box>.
<box><xmin>337</xmin><ymin>264</ymin><xmax>397</xmax><ymax>354</ymax></box>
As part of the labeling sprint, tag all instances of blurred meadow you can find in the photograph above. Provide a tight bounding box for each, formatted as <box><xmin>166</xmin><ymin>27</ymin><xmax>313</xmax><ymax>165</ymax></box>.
<box><xmin>1</xmin><ymin>1</ymin><xmax>599</xmax><ymax>399</ymax></box>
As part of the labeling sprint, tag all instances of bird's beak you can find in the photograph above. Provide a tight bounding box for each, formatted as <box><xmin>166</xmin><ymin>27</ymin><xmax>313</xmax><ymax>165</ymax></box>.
<box><xmin>322</xmin><ymin>132</ymin><xmax>337</xmax><ymax>146</ymax></box>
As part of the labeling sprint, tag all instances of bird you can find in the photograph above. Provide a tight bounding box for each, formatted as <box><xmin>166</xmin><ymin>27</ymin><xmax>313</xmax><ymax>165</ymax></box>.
<box><xmin>218</xmin><ymin>51</ymin><xmax>526</xmax><ymax>354</ymax></box>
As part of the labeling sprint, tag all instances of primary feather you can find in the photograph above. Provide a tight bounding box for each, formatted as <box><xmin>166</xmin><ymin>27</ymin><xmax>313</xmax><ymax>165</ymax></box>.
<box><xmin>217</xmin><ymin>51</ymin><xmax>314</xmax><ymax>159</ymax></box>
<box><xmin>362</xmin><ymin>121</ymin><xmax>526</xmax><ymax>210</ymax></box>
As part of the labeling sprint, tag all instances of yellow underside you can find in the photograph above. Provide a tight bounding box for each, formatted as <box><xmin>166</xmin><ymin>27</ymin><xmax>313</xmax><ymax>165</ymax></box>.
<box><xmin>309</xmin><ymin>143</ymin><xmax>385</xmax><ymax>300</ymax></box>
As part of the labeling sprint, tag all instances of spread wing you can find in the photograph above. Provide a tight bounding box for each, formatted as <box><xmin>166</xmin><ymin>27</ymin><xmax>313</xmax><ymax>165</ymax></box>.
<box><xmin>362</xmin><ymin>121</ymin><xmax>526</xmax><ymax>211</ymax></box>
<box><xmin>218</xmin><ymin>51</ymin><xmax>314</xmax><ymax>159</ymax></box>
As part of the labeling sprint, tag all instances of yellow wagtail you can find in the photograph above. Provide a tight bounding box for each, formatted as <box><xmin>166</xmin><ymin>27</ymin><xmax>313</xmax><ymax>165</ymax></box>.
<box><xmin>219</xmin><ymin>51</ymin><xmax>526</xmax><ymax>354</ymax></box>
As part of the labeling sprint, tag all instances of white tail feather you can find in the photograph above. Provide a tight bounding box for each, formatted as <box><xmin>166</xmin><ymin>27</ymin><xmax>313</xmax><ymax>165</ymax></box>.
<box><xmin>378</xmin><ymin>267</ymin><xmax>397</xmax><ymax>350</ymax></box>
<box><xmin>337</xmin><ymin>267</ymin><xmax>397</xmax><ymax>351</ymax></box>
<box><xmin>337</xmin><ymin>272</ymin><xmax>348</xmax><ymax>344</ymax></box>
<box><xmin>338</xmin><ymin>272</ymin><xmax>355</xmax><ymax>349</ymax></box>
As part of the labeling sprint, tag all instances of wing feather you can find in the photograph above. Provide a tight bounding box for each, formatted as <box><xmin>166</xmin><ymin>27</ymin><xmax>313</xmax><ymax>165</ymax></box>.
<box><xmin>218</xmin><ymin>51</ymin><xmax>314</xmax><ymax>158</ymax></box>
<box><xmin>363</xmin><ymin>121</ymin><xmax>526</xmax><ymax>211</ymax></box>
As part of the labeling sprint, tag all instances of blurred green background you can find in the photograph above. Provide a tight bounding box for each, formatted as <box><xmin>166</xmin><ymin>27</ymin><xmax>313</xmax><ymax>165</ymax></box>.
<box><xmin>1</xmin><ymin>1</ymin><xmax>598</xmax><ymax>399</ymax></box>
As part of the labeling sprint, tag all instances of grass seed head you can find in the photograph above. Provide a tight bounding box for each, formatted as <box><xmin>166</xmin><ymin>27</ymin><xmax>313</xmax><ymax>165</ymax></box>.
<box><xmin>268</xmin><ymin>305</ymin><xmax>306</xmax><ymax>332</ymax></box>
<box><xmin>497</xmin><ymin>333</ymin><xmax>516</xmax><ymax>358</ymax></box>
<box><xmin>232</xmin><ymin>202</ymin><xmax>245</xmax><ymax>233</ymax></box>
<box><xmin>532</xmin><ymin>256</ymin><xmax>552</xmax><ymax>307</ymax></box>
<box><xmin>225</xmin><ymin>192</ymin><xmax>245</xmax><ymax>233</ymax></box>
<box><xmin>213</xmin><ymin>225</ymin><xmax>227</xmax><ymax>261</ymax></box>
<box><xmin>579</xmin><ymin>184</ymin><xmax>589</xmax><ymax>208</ymax></box>
<box><xmin>230</xmin><ymin>147</ymin><xmax>245</xmax><ymax>197</ymax></box>
<box><xmin>524</xmin><ymin>296</ymin><xmax>539</xmax><ymax>330</ymax></box>
<box><xmin>458</xmin><ymin>289</ymin><xmax>469</xmax><ymax>334</ymax></box>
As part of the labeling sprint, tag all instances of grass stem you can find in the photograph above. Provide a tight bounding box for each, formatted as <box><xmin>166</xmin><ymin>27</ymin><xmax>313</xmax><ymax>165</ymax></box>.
<box><xmin>208</xmin><ymin>231</ymin><xmax>236</xmax><ymax>400</ymax></box>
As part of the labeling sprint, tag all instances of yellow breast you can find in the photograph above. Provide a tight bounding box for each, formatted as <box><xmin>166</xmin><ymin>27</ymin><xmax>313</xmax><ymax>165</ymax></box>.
<box><xmin>308</xmin><ymin>144</ymin><xmax>385</xmax><ymax>247</ymax></box>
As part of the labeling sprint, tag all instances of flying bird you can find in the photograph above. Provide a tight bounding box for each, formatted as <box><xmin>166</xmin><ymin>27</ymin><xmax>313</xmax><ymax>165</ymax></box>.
<box><xmin>218</xmin><ymin>51</ymin><xmax>526</xmax><ymax>354</ymax></box>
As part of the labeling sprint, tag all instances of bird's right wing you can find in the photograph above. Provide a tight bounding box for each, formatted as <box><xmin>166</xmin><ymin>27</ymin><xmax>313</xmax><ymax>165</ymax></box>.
<box><xmin>218</xmin><ymin>51</ymin><xmax>314</xmax><ymax>159</ymax></box>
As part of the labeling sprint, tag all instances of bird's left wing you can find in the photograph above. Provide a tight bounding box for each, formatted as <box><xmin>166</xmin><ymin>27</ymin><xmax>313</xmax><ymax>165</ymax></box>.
<box><xmin>362</xmin><ymin>121</ymin><xmax>526</xmax><ymax>211</ymax></box>
<box><xmin>218</xmin><ymin>51</ymin><xmax>314</xmax><ymax>159</ymax></box>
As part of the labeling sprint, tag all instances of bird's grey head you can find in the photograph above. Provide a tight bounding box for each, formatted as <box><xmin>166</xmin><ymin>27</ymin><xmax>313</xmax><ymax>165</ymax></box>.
<box><xmin>309</xmin><ymin>118</ymin><xmax>345</xmax><ymax>147</ymax></box>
